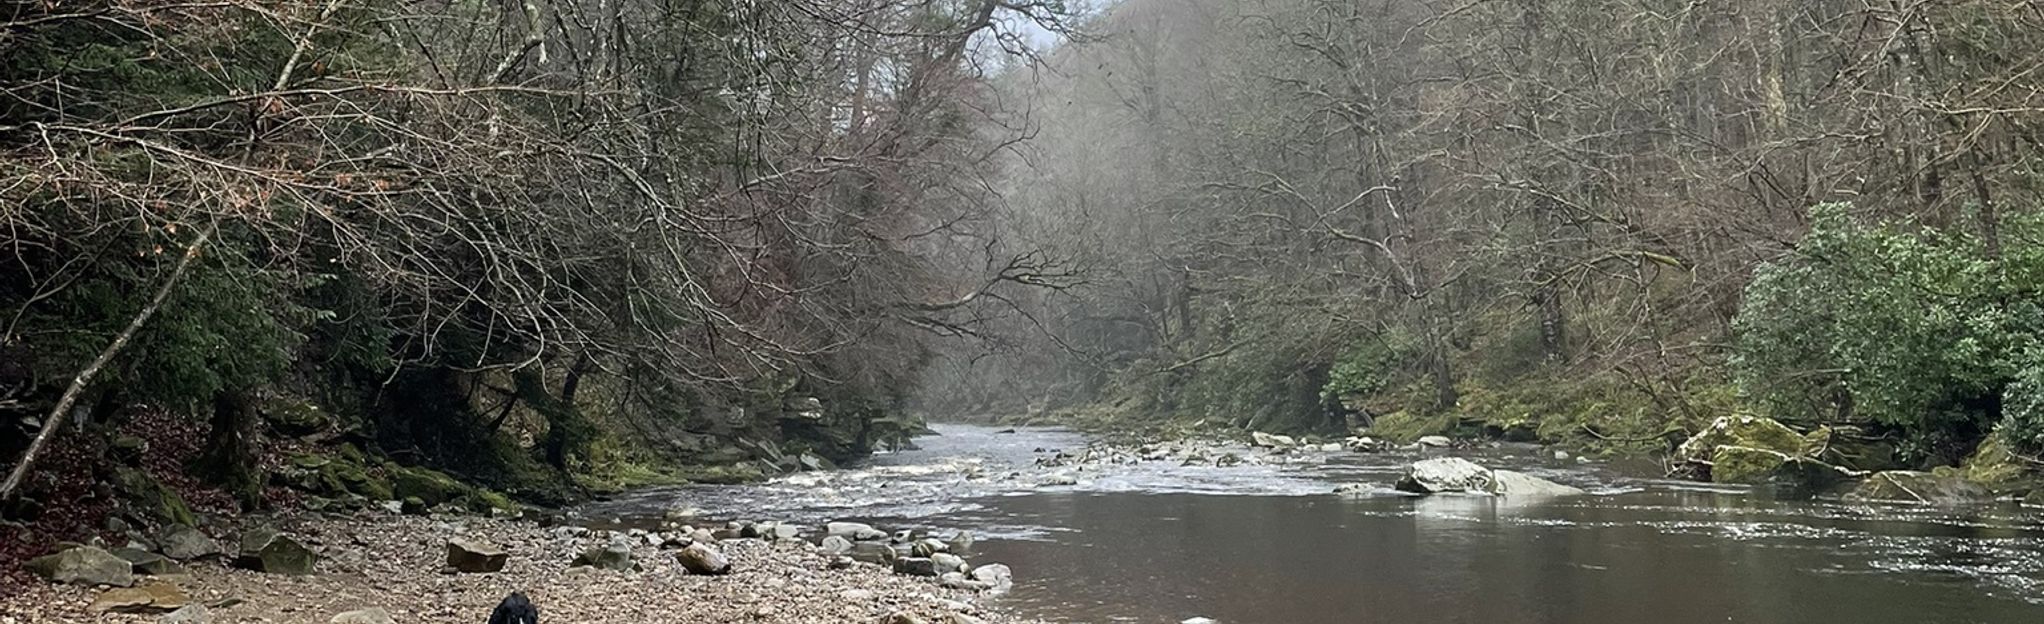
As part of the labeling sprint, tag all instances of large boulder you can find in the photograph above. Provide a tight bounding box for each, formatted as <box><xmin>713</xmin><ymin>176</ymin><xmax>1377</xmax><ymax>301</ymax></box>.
<box><xmin>111</xmin><ymin>466</ymin><xmax>198</xmax><ymax>527</ymax></box>
<box><xmin>892</xmin><ymin>557</ymin><xmax>940</xmax><ymax>577</ymax></box>
<box><xmin>1395</xmin><ymin>458</ymin><xmax>1494</xmax><ymax>494</ymax></box>
<box><xmin>1675</xmin><ymin>416</ymin><xmax>1823</xmax><ymax>476</ymax></box>
<box><xmin>157</xmin><ymin>525</ymin><xmax>223</xmax><ymax>561</ymax></box>
<box><xmin>969</xmin><ymin>563</ymin><xmax>1013</xmax><ymax>590</ymax></box>
<box><xmin>27</xmin><ymin>545</ymin><xmax>135</xmax><ymax>587</ymax></box>
<box><xmin>1846</xmin><ymin>471</ymin><xmax>1994</xmax><ymax>505</ymax></box>
<box><xmin>236</xmin><ymin>528</ymin><xmax>318</xmax><ymax>575</ymax></box>
<box><xmin>445</xmin><ymin>539</ymin><xmax>508</xmax><ymax>573</ymax></box>
<box><xmin>1489</xmin><ymin>470</ymin><xmax>1587</xmax><ymax>497</ymax></box>
<box><xmin>1709</xmin><ymin>445</ymin><xmax>1853</xmax><ymax>495</ymax></box>
<box><xmin>827</xmin><ymin>522</ymin><xmax>887</xmax><ymax>541</ymax></box>
<box><xmin>675</xmin><ymin>543</ymin><xmax>731</xmax><ymax>575</ymax></box>
<box><xmin>1394</xmin><ymin>458</ymin><xmax>1583</xmax><ymax>497</ymax></box>
<box><xmin>848</xmin><ymin>541</ymin><xmax>898</xmax><ymax>565</ymax></box>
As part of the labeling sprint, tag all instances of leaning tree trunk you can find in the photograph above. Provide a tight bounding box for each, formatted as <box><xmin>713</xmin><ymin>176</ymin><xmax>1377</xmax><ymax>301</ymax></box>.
<box><xmin>197</xmin><ymin>388</ymin><xmax>263</xmax><ymax>510</ymax></box>
<box><xmin>0</xmin><ymin>224</ymin><xmax>214</xmax><ymax>501</ymax></box>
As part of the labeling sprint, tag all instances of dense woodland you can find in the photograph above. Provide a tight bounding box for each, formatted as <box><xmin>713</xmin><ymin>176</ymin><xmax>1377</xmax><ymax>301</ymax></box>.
<box><xmin>921</xmin><ymin>0</ymin><xmax>2044</xmax><ymax>476</ymax></box>
<box><xmin>7</xmin><ymin>0</ymin><xmax>2044</xmax><ymax>520</ymax></box>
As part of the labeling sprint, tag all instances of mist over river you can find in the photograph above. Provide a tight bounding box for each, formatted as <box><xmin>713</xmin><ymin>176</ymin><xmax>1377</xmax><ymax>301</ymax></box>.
<box><xmin>581</xmin><ymin>424</ymin><xmax>2044</xmax><ymax>624</ymax></box>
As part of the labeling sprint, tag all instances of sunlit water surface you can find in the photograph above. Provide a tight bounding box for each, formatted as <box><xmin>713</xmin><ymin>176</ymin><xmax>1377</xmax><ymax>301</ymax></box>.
<box><xmin>580</xmin><ymin>424</ymin><xmax>2044</xmax><ymax>624</ymax></box>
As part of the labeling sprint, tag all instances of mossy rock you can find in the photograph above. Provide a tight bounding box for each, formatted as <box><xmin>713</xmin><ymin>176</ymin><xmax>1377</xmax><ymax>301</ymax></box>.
<box><xmin>462</xmin><ymin>489</ymin><xmax>519</xmax><ymax>514</ymax></box>
<box><xmin>1710</xmin><ymin>445</ymin><xmax>1792</xmax><ymax>484</ymax></box>
<box><xmin>1677</xmin><ymin>416</ymin><xmax>1814</xmax><ymax>464</ymax></box>
<box><xmin>392</xmin><ymin>466</ymin><xmax>470</xmax><ymax>506</ymax></box>
<box><xmin>674</xmin><ymin>463</ymin><xmax>768</xmax><ymax>485</ymax></box>
<box><xmin>282</xmin><ymin>454</ymin><xmax>393</xmax><ymax>501</ymax></box>
<box><xmin>1365</xmin><ymin>410</ymin><xmax>1457</xmax><ymax>444</ymax></box>
<box><xmin>111</xmin><ymin>467</ymin><xmax>197</xmax><ymax>527</ymax></box>
<box><xmin>1960</xmin><ymin>436</ymin><xmax>2030</xmax><ymax>489</ymax></box>
<box><xmin>259</xmin><ymin>395</ymin><xmax>332</xmax><ymax>437</ymax></box>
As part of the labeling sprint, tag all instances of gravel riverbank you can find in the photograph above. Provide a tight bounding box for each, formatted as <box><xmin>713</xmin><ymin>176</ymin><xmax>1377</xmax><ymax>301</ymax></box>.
<box><xmin>2</xmin><ymin>514</ymin><xmax>1029</xmax><ymax>624</ymax></box>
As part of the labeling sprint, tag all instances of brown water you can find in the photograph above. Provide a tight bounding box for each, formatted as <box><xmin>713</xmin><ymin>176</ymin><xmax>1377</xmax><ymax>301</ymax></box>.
<box><xmin>582</xmin><ymin>424</ymin><xmax>2044</xmax><ymax>624</ymax></box>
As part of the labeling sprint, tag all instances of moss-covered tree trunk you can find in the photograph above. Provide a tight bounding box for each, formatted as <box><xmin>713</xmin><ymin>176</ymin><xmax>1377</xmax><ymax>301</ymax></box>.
<box><xmin>197</xmin><ymin>389</ymin><xmax>263</xmax><ymax>510</ymax></box>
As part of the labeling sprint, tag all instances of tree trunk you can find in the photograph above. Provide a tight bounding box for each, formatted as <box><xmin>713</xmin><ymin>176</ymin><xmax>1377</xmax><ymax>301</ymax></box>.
<box><xmin>198</xmin><ymin>389</ymin><xmax>263</xmax><ymax>510</ymax></box>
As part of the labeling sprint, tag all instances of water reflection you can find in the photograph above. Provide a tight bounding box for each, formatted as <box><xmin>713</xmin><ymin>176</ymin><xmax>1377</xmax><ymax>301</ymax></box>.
<box><xmin>583</xmin><ymin>424</ymin><xmax>2044</xmax><ymax>624</ymax></box>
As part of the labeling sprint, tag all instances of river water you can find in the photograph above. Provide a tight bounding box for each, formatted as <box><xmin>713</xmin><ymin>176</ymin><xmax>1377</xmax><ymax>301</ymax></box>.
<box><xmin>579</xmin><ymin>424</ymin><xmax>2044</xmax><ymax>624</ymax></box>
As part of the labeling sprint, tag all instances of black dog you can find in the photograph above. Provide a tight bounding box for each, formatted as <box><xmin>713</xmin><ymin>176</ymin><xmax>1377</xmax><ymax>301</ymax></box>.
<box><xmin>488</xmin><ymin>592</ymin><xmax>538</xmax><ymax>624</ymax></box>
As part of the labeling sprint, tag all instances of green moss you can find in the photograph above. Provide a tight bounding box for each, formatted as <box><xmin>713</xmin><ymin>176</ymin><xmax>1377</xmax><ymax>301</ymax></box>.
<box><xmin>1710</xmin><ymin>445</ymin><xmax>1790</xmax><ymax>484</ymax></box>
<box><xmin>111</xmin><ymin>467</ymin><xmax>197</xmax><ymax>527</ymax></box>
<box><xmin>1961</xmin><ymin>436</ymin><xmax>2030</xmax><ymax>488</ymax></box>
<box><xmin>1366</xmin><ymin>410</ymin><xmax>1456</xmax><ymax>443</ymax></box>
<box><xmin>392</xmin><ymin>466</ymin><xmax>470</xmax><ymax>506</ymax></box>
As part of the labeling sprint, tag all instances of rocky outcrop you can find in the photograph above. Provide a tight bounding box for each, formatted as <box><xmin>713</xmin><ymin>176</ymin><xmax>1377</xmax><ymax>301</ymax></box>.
<box><xmin>1393</xmin><ymin>458</ymin><xmax>1583</xmax><ymax>497</ymax></box>
<box><xmin>27</xmin><ymin>546</ymin><xmax>135</xmax><ymax>587</ymax></box>
<box><xmin>445</xmin><ymin>539</ymin><xmax>508</xmax><ymax>573</ymax></box>
<box><xmin>235</xmin><ymin>528</ymin><xmax>318</xmax><ymax>575</ymax></box>
<box><xmin>1845</xmin><ymin>471</ymin><xmax>1994</xmax><ymax>505</ymax></box>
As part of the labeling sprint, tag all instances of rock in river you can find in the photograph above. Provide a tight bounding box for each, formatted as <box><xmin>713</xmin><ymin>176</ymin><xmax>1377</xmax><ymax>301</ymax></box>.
<box><xmin>893</xmin><ymin>557</ymin><xmax>940</xmax><ymax>577</ymax></box>
<box><xmin>828</xmin><ymin>522</ymin><xmax>888</xmax><ymax>541</ymax></box>
<box><xmin>1250</xmin><ymin>432</ymin><xmax>1297</xmax><ymax>449</ymax></box>
<box><xmin>821</xmin><ymin>535</ymin><xmax>855</xmax><ymax>555</ymax></box>
<box><xmin>28</xmin><ymin>545</ymin><xmax>136</xmax><ymax>587</ymax></box>
<box><xmin>446</xmin><ymin>538</ymin><xmax>508</xmax><ymax>573</ymax></box>
<box><xmin>1394</xmin><ymin>457</ymin><xmax>1583</xmax><ymax>497</ymax></box>
<box><xmin>1395</xmin><ymin>457</ymin><xmax>1493</xmax><ymax>493</ymax></box>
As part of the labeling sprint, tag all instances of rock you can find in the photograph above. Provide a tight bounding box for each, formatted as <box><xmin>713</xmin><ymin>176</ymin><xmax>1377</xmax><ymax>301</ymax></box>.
<box><xmin>968</xmin><ymin>563</ymin><xmax>1012</xmax><ymax>587</ymax></box>
<box><xmin>111</xmin><ymin>467</ymin><xmax>197</xmax><ymax>527</ymax></box>
<box><xmin>27</xmin><ymin>545</ymin><xmax>135</xmax><ymax>587</ymax></box>
<box><xmin>945</xmin><ymin>530</ymin><xmax>974</xmax><ymax>553</ymax></box>
<box><xmin>839</xmin><ymin>588</ymin><xmax>874</xmax><ymax>601</ymax></box>
<box><xmin>754</xmin><ymin>521</ymin><xmax>801</xmax><ymax>541</ymax></box>
<box><xmin>912</xmin><ymin>538</ymin><xmax>949</xmax><ymax>557</ymax></box>
<box><xmin>1249</xmin><ymin>431</ymin><xmax>1297</xmax><ymax>449</ymax></box>
<box><xmin>848</xmin><ymin>541</ymin><xmax>898</xmax><ymax>565</ymax></box>
<box><xmin>1395</xmin><ymin>458</ymin><xmax>1583</xmax><ymax>497</ymax></box>
<box><xmin>89</xmin><ymin>583</ymin><xmax>189</xmax><ymax>614</ymax></box>
<box><xmin>1318</xmin><ymin>443</ymin><xmax>1344</xmax><ymax>453</ymax></box>
<box><xmin>571</xmin><ymin>542</ymin><xmax>633</xmax><ymax>571</ymax></box>
<box><xmin>1707</xmin><ymin>444</ymin><xmax>1852</xmax><ymax>494</ymax></box>
<box><xmin>820</xmin><ymin>535</ymin><xmax>855</xmax><ymax>555</ymax></box>
<box><xmin>931</xmin><ymin>552</ymin><xmax>967</xmax><ymax>574</ymax></box>
<box><xmin>329</xmin><ymin>607</ymin><xmax>396</xmax><ymax>624</ymax></box>
<box><xmin>159</xmin><ymin>604</ymin><xmax>210</xmax><ymax>624</ymax></box>
<box><xmin>391</xmin><ymin>466</ymin><xmax>469</xmax><ymax>507</ymax></box>
<box><xmin>1182</xmin><ymin>618</ymin><xmax>1218</xmax><ymax>624</ymax></box>
<box><xmin>828</xmin><ymin>521</ymin><xmax>888</xmax><ymax>541</ymax></box>
<box><xmin>116</xmin><ymin>549</ymin><xmax>186</xmax><ymax>576</ymax></box>
<box><xmin>1489</xmin><ymin>470</ymin><xmax>1587</xmax><ymax>497</ymax></box>
<box><xmin>1416</xmin><ymin>435</ymin><xmax>1452</xmax><ymax>448</ymax></box>
<box><xmin>1675</xmin><ymin>415</ymin><xmax>1824</xmax><ymax>478</ymax></box>
<box><xmin>1552</xmin><ymin>450</ymin><xmax>1571</xmax><ymax>461</ymax></box>
<box><xmin>892</xmin><ymin>557</ymin><xmax>940</xmax><ymax>577</ymax></box>
<box><xmin>1394</xmin><ymin>457</ymin><xmax>1493</xmax><ymax>494</ymax></box>
<box><xmin>1846</xmin><ymin>470</ymin><xmax>1994</xmax><ymax>505</ymax></box>
<box><xmin>445</xmin><ymin>538</ymin><xmax>507</xmax><ymax>573</ymax></box>
<box><xmin>235</xmin><ymin>528</ymin><xmax>318</xmax><ymax>575</ymax></box>
<box><xmin>1345</xmin><ymin>436</ymin><xmax>1384</xmax><ymax>452</ymax></box>
<box><xmin>946</xmin><ymin>613</ymin><xmax>987</xmax><ymax>624</ymax></box>
<box><xmin>938</xmin><ymin>572</ymin><xmax>988</xmax><ymax>590</ymax></box>
<box><xmin>676</xmin><ymin>543</ymin><xmax>731</xmax><ymax>575</ymax></box>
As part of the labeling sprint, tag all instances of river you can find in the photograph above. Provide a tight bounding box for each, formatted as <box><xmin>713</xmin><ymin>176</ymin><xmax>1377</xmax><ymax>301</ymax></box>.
<box><xmin>579</xmin><ymin>424</ymin><xmax>2044</xmax><ymax>623</ymax></box>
